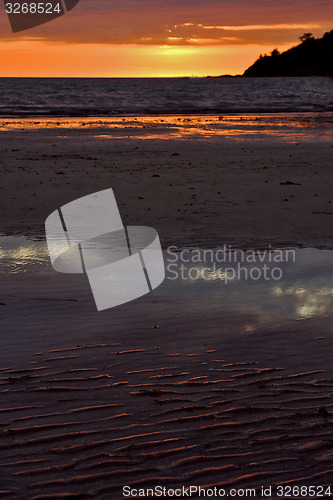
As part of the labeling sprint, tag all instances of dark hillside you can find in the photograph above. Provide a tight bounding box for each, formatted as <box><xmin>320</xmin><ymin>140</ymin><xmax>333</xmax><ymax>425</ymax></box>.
<box><xmin>243</xmin><ymin>30</ymin><xmax>333</xmax><ymax>77</ymax></box>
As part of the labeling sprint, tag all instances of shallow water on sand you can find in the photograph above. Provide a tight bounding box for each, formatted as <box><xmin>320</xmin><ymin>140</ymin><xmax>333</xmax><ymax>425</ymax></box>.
<box><xmin>2</xmin><ymin>235</ymin><xmax>333</xmax><ymax>333</ymax></box>
<box><xmin>1</xmin><ymin>113</ymin><xmax>333</xmax><ymax>143</ymax></box>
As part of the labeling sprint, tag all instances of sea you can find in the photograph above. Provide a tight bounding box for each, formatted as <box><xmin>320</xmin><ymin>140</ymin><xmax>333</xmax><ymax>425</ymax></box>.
<box><xmin>1</xmin><ymin>76</ymin><xmax>333</xmax><ymax>117</ymax></box>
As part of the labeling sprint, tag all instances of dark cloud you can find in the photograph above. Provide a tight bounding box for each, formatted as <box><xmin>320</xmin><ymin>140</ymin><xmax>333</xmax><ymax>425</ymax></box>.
<box><xmin>1</xmin><ymin>0</ymin><xmax>332</xmax><ymax>44</ymax></box>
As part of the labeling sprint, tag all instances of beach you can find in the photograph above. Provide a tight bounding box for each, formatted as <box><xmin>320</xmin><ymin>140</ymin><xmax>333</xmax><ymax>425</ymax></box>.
<box><xmin>1</xmin><ymin>114</ymin><xmax>333</xmax><ymax>248</ymax></box>
<box><xmin>2</xmin><ymin>113</ymin><xmax>333</xmax><ymax>498</ymax></box>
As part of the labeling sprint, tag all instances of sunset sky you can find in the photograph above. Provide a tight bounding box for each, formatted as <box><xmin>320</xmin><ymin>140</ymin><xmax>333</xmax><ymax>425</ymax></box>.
<box><xmin>1</xmin><ymin>0</ymin><xmax>332</xmax><ymax>77</ymax></box>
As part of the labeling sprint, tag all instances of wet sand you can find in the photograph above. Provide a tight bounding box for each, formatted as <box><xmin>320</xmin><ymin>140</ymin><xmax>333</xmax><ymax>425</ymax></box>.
<box><xmin>2</xmin><ymin>277</ymin><xmax>333</xmax><ymax>500</ymax></box>
<box><xmin>1</xmin><ymin>114</ymin><xmax>333</xmax><ymax>498</ymax></box>
<box><xmin>2</xmin><ymin>335</ymin><xmax>333</xmax><ymax>499</ymax></box>
<box><xmin>1</xmin><ymin>114</ymin><xmax>333</xmax><ymax>247</ymax></box>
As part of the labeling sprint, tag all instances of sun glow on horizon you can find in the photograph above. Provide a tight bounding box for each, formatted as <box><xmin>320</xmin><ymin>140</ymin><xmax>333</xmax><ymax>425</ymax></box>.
<box><xmin>0</xmin><ymin>40</ymin><xmax>295</xmax><ymax>77</ymax></box>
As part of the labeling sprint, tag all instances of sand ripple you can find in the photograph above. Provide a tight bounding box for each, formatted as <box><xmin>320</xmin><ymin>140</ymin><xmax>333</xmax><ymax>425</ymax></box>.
<box><xmin>1</xmin><ymin>345</ymin><xmax>333</xmax><ymax>498</ymax></box>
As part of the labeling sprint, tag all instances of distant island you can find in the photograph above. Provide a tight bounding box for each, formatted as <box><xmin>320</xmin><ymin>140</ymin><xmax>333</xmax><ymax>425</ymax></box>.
<box><xmin>243</xmin><ymin>29</ymin><xmax>333</xmax><ymax>77</ymax></box>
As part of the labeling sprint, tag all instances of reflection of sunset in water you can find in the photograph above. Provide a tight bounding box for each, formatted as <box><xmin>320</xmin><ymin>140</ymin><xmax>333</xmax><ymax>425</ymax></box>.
<box><xmin>0</xmin><ymin>237</ymin><xmax>49</xmax><ymax>274</ymax></box>
<box><xmin>273</xmin><ymin>284</ymin><xmax>333</xmax><ymax>319</ymax></box>
<box><xmin>1</xmin><ymin>114</ymin><xmax>333</xmax><ymax>143</ymax></box>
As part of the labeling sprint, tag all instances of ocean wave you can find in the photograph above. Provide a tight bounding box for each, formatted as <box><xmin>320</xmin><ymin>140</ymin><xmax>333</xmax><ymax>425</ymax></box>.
<box><xmin>1</xmin><ymin>76</ymin><xmax>333</xmax><ymax>117</ymax></box>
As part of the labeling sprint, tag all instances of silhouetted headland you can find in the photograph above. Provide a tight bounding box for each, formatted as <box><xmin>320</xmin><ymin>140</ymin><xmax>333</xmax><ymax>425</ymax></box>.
<box><xmin>243</xmin><ymin>30</ymin><xmax>333</xmax><ymax>77</ymax></box>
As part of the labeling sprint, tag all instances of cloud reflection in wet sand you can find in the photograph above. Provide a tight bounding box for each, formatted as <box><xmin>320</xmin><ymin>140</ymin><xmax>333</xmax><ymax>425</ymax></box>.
<box><xmin>2</xmin><ymin>236</ymin><xmax>333</xmax><ymax>331</ymax></box>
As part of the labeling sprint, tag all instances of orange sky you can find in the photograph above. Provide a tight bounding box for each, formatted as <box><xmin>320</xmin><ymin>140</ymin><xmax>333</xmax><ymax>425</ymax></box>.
<box><xmin>0</xmin><ymin>1</ymin><xmax>332</xmax><ymax>77</ymax></box>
